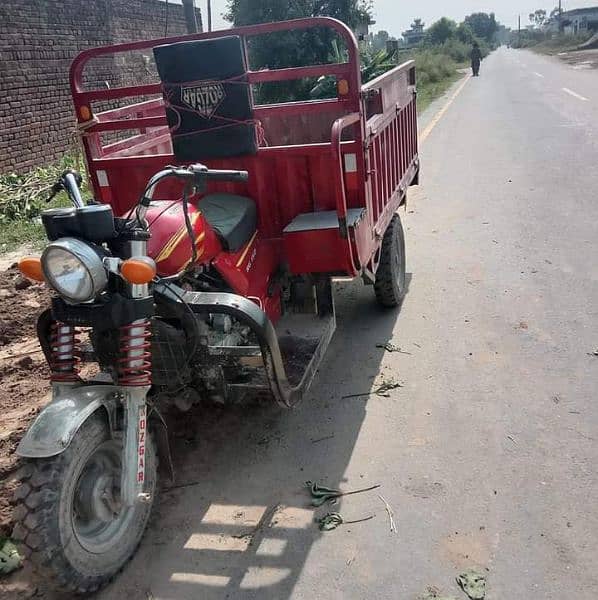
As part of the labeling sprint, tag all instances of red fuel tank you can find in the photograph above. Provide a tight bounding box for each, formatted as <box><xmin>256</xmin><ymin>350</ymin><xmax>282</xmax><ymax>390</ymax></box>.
<box><xmin>145</xmin><ymin>201</ymin><xmax>221</xmax><ymax>276</ymax></box>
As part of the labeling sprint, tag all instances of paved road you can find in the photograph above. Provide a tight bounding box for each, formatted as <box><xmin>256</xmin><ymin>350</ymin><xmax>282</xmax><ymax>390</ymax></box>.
<box><xmin>98</xmin><ymin>48</ymin><xmax>598</xmax><ymax>600</ymax></box>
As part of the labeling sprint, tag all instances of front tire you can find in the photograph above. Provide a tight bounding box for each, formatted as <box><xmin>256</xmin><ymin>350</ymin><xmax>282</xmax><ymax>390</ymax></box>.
<box><xmin>374</xmin><ymin>214</ymin><xmax>407</xmax><ymax>308</ymax></box>
<box><xmin>12</xmin><ymin>414</ymin><xmax>157</xmax><ymax>594</ymax></box>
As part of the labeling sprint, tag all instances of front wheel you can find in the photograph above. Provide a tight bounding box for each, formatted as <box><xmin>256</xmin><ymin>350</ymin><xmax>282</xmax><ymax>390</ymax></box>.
<box><xmin>374</xmin><ymin>214</ymin><xmax>407</xmax><ymax>308</ymax></box>
<box><xmin>12</xmin><ymin>414</ymin><xmax>157</xmax><ymax>594</ymax></box>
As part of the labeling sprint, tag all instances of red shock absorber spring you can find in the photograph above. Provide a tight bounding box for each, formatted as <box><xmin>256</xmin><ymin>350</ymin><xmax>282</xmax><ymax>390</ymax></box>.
<box><xmin>117</xmin><ymin>319</ymin><xmax>152</xmax><ymax>386</ymax></box>
<box><xmin>49</xmin><ymin>322</ymin><xmax>80</xmax><ymax>382</ymax></box>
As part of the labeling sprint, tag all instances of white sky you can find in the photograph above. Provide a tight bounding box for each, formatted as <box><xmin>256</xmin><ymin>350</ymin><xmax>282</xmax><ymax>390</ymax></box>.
<box><xmin>172</xmin><ymin>1</ymin><xmax>598</xmax><ymax>38</ymax></box>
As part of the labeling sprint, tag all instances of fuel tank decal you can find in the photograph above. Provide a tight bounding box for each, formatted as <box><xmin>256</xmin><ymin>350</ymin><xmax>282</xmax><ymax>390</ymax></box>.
<box><xmin>154</xmin><ymin>213</ymin><xmax>202</xmax><ymax>263</ymax></box>
<box><xmin>179</xmin><ymin>242</ymin><xmax>205</xmax><ymax>272</ymax></box>
<box><xmin>235</xmin><ymin>231</ymin><xmax>258</xmax><ymax>268</ymax></box>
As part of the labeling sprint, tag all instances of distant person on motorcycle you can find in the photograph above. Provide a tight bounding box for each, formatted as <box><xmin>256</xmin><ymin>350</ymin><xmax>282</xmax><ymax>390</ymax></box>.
<box><xmin>471</xmin><ymin>42</ymin><xmax>482</xmax><ymax>77</ymax></box>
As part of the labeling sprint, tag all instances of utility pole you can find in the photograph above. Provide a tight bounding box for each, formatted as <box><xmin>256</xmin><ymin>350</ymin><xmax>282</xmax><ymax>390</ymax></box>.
<box><xmin>207</xmin><ymin>0</ymin><xmax>212</xmax><ymax>32</ymax></box>
<box><xmin>518</xmin><ymin>14</ymin><xmax>521</xmax><ymax>44</ymax></box>
<box><xmin>558</xmin><ymin>0</ymin><xmax>563</xmax><ymax>32</ymax></box>
<box><xmin>181</xmin><ymin>0</ymin><xmax>198</xmax><ymax>34</ymax></box>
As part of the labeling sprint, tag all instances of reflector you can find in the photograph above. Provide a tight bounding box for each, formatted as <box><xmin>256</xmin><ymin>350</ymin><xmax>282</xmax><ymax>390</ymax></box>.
<box><xmin>18</xmin><ymin>257</ymin><xmax>44</xmax><ymax>282</ymax></box>
<box><xmin>121</xmin><ymin>258</ymin><xmax>157</xmax><ymax>284</ymax></box>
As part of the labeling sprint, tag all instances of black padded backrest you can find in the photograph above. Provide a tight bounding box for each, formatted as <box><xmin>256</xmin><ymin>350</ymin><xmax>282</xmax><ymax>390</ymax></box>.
<box><xmin>153</xmin><ymin>36</ymin><xmax>257</xmax><ymax>161</ymax></box>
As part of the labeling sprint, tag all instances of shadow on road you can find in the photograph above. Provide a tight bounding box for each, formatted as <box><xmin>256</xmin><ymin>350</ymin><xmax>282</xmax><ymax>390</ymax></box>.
<box><xmin>96</xmin><ymin>279</ymin><xmax>408</xmax><ymax>600</ymax></box>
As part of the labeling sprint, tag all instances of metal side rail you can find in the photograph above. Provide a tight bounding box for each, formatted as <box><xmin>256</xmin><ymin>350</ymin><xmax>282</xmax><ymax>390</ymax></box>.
<box><xmin>154</xmin><ymin>283</ymin><xmax>336</xmax><ymax>408</ymax></box>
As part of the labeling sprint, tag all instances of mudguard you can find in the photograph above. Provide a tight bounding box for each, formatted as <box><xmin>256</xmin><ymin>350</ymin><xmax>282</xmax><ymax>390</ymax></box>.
<box><xmin>16</xmin><ymin>384</ymin><xmax>118</xmax><ymax>459</ymax></box>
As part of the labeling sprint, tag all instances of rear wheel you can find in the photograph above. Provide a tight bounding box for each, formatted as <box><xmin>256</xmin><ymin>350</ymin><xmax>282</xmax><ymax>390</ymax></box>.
<box><xmin>12</xmin><ymin>414</ymin><xmax>157</xmax><ymax>594</ymax></box>
<box><xmin>374</xmin><ymin>214</ymin><xmax>406</xmax><ymax>308</ymax></box>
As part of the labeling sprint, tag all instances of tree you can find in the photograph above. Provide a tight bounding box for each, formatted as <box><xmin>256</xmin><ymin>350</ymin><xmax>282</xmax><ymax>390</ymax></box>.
<box><xmin>225</xmin><ymin>0</ymin><xmax>372</xmax><ymax>29</ymax></box>
<box><xmin>463</xmin><ymin>12</ymin><xmax>498</xmax><ymax>42</ymax></box>
<box><xmin>456</xmin><ymin>22</ymin><xmax>475</xmax><ymax>44</ymax></box>
<box><xmin>371</xmin><ymin>30</ymin><xmax>391</xmax><ymax>52</ymax></box>
<box><xmin>529</xmin><ymin>9</ymin><xmax>547</xmax><ymax>28</ymax></box>
<box><xmin>224</xmin><ymin>0</ymin><xmax>373</xmax><ymax>102</ymax></box>
<box><xmin>411</xmin><ymin>18</ymin><xmax>425</xmax><ymax>32</ymax></box>
<box><xmin>426</xmin><ymin>17</ymin><xmax>457</xmax><ymax>45</ymax></box>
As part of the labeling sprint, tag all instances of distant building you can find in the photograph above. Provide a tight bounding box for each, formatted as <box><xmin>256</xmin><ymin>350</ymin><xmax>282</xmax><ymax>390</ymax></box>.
<box><xmin>403</xmin><ymin>19</ymin><xmax>425</xmax><ymax>46</ymax></box>
<box><xmin>355</xmin><ymin>15</ymin><xmax>376</xmax><ymax>47</ymax></box>
<box><xmin>545</xmin><ymin>6</ymin><xmax>598</xmax><ymax>34</ymax></box>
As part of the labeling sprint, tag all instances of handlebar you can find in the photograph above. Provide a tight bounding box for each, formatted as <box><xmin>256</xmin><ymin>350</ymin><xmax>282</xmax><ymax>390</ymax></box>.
<box><xmin>46</xmin><ymin>170</ymin><xmax>86</xmax><ymax>208</ymax></box>
<box><xmin>201</xmin><ymin>169</ymin><xmax>249</xmax><ymax>183</ymax></box>
<box><xmin>137</xmin><ymin>164</ymin><xmax>249</xmax><ymax>223</ymax></box>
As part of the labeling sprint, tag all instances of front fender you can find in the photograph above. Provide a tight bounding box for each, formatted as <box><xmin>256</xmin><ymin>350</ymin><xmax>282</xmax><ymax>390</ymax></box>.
<box><xmin>16</xmin><ymin>385</ymin><xmax>119</xmax><ymax>458</ymax></box>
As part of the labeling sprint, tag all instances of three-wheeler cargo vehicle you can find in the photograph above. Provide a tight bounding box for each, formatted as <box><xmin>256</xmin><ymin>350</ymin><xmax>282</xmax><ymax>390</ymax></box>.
<box><xmin>12</xmin><ymin>17</ymin><xmax>419</xmax><ymax>593</ymax></box>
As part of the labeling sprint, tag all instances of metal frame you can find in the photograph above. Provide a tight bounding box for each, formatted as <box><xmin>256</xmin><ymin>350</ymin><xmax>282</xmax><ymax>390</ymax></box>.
<box><xmin>154</xmin><ymin>282</ymin><xmax>335</xmax><ymax>408</ymax></box>
<box><xmin>69</xmin><ymin>17</ymin><xmax>419</xmax><ymax>281</ymax></box>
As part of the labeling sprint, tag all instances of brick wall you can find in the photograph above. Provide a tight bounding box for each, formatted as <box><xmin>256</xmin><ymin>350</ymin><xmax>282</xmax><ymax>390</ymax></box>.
<box><xmin>0</xmin><ymin>0</ymin><xmax>202</xmax><ymax>173</ymax></box>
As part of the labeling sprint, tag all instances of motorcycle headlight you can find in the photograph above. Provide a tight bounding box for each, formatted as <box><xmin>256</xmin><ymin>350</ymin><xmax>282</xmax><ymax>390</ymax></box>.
<box><xmin>41</xmin><ymin>238</ymin><xmax>107</xmax><ymax>304</ymax></box>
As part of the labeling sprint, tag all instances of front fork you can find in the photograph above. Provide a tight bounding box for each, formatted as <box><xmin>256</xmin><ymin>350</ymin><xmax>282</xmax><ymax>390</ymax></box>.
<box><xmin>119</xmin><ymin>236</ymin><xmax>153</xmax><ymax>507</ymax></box>
<box><xmin>120</xmin><ymin>386</ymin><xmax>150</xmax><ymax>506</ymax></box>
<box><xmin>44</xmin><ymin>235</ymin><xmax>154</xmax><ymax>507</ymax></box>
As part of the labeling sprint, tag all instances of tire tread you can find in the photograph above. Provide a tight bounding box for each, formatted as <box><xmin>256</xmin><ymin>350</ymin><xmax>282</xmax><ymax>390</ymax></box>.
<box><xmin>11</xmin><ymin>414</ymin><xmax>156</xmax><ymax>594</ymax></box>
<box><xmin>374</xmin><ymin>214</ymin><xmax>406</xmax><ymax>308</ymax></box>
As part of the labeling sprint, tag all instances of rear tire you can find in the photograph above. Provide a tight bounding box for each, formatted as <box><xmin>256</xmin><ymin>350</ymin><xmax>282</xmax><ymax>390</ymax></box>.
<box><xmin>12</xmin><ymin>414</ymin><xmax>157</xmax><ymax>594</ymax></box>
<box><xmin>374</xmin><ymin>214</ymin><xmax>406</xmax><ymax>308</ymax></box>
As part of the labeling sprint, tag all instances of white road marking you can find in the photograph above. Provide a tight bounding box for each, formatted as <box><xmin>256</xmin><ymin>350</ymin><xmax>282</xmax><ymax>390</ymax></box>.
<box><xmin>419</xmin><ymin>75</ymin><xmax>471</xmax><ymax>144</ymax></box>
<box><xmin>533</xmin><ymin>72</ymin><xmax>545</xmax><ymax>78</ymax></box>
<box><xmin>562</xmin><ymin>87</ymin><xmax>589</xmax><ymax>101</ymax></box>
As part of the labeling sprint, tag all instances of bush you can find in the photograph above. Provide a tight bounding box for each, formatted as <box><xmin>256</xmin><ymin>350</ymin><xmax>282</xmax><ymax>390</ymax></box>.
<box><xmin>438</xmin><ymin>38</ymin><xmax>471</xmax><ymax>63</ymax></box>
<box><xmin>414</xmin><ymin>50</ymin><xmax>457</xmax><ymax>86</ymax></box>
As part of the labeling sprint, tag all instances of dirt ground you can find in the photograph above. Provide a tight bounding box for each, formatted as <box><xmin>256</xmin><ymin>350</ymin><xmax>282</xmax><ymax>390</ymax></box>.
<box><xmin>0</xmin><ymin>266</ymin><xmax>52</xmax><ymax>541</ymax></box>
<box><xmin>556</xmin><ymin>48</ymin><xmax>598</xmax><ymax>69</ymax></box>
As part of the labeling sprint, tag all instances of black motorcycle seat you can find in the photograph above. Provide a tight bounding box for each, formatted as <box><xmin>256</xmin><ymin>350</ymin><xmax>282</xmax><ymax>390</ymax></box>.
<box><xmin>198</xmin><ymin>193</ymin><xmax>257</xmax><ymax>253</ymax></box>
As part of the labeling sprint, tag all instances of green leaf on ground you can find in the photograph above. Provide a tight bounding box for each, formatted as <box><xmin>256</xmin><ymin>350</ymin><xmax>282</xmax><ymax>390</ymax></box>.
<box><xmin>316</xmin><ymin>512</ymin><xmax>344</xmax><ymax>531</ymax></box>
<box><xmin>0</xmin><ymin>537</ymin><xmax>22</xmax><ymax>576</ymax></box>
<box><xmin>456</xmin><ymin>569</ymin><xmax>486</xmax><ymax>600</ymax></box>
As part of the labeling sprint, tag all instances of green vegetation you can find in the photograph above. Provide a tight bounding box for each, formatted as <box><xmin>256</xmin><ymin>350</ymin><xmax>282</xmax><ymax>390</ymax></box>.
<box><xmin>225</xmin><ymin>0</ymin><xmax>372</xmax><ymax>103</ymax></box>
<box><xmin>0</xmin><ymin>4</ymin><xmax>504</xmax><ymax>254</ymax></box>
<box><xmin>0</xmin><ymin>155</ymin><xmax>85</xmax><ymax>252</ymax></box>
<box><xmin>513</xmin><ymin>30</ymin><xmax>593</xmax><ymax>54</ymax></box>
<box><xmin>414</xmin><ymin>51</ymin><xmax>461</xmax><ymax>113</ymax></box>
<box><xmin>511</xmin><ymin>4</ymin><xmax>593</xmax><ymax>53</ymax></box>
<box><xmin>0</xmin><ymin>219</ymin><xmax>47</xmax><ymax>253</ymax></box>
<box><xmin>225</xmin><ymin>1</ymin><xmax>500</xmax><ymax>112</ymax></box>
<box><xmin>532</xmin><ymin>33</ymin><xmax>593</xmax><ymax>54</ymax></box>
<box><xmin>405</xmin><ymin>13</ymin><xmax>497</xmax><ymax>112</ymax></box>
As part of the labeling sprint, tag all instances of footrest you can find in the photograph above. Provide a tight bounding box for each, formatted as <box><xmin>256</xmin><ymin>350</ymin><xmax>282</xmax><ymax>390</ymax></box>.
<box><xmin>283</xmin><ymin>209</ymin><xmax>365</xmax><ymax>233</ymax></box>
<box><xmin>283</xmin><ymin>209</ymin><xmax>365</xmax><ymax>274</ymax></box>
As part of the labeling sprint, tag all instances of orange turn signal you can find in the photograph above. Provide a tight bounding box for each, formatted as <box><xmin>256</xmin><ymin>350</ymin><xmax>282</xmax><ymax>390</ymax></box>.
<box><xmin>18</xmin><ymin>256</ymin><xmax>44</xmax><ymax>282</ymax></box>
<box><xmin>79</xmin><ymin>105</ymin><xmax>92</xmax><ymax>121</ymax></box>
<box><xmin>338</xmin><ymin>79</ymin><xmax>350</xmax><ymax>96</ymax></box>
<box><xmin>121</xmin><ymin>258</ymin><xmax>156</xmax><ymax>284</ymax></box>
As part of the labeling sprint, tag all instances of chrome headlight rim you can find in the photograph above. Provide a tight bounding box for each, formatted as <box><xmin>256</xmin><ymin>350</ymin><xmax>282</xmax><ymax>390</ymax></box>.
<box><xmin>41</xmin><ymin>238</ymin><xmax>108</xmax><ymax>304</ymax></box>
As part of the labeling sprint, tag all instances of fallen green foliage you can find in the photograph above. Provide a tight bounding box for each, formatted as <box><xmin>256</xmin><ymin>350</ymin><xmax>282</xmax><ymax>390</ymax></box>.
<box><xmin>0</xmin><ymin>155</ymin><xmax>86</xmax><ymax>253</ymax></box>
<box><xmin>0</xmin><ymin>537</ymin><xmax>22</xmax><ymax>576</ymax></box>
<box><xmin>456</xmin><ymin>569</ymin><xmax>487</xmax><ymax>600</ymax></box>
<box><xmin>0</xmin><ymin>155</ymin><xmax>86</xmax><ymax>222</ymax></box>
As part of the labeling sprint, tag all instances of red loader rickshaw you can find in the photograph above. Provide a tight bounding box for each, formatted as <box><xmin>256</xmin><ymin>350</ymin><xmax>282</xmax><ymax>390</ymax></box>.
<box><xmin>12</xmin><ymin>17</ymin><xmax>419</xmax><ymax>593</ymax></box>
